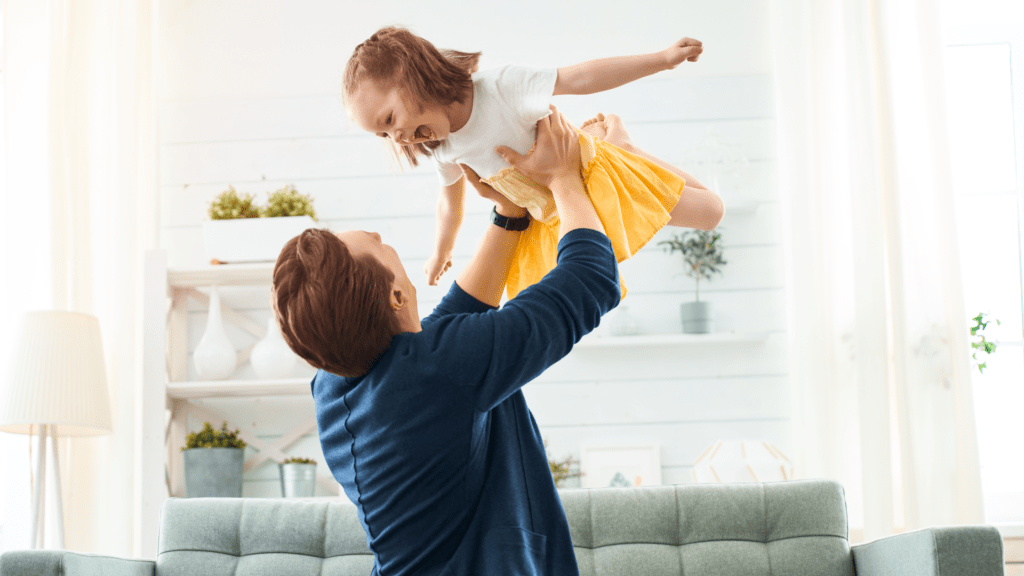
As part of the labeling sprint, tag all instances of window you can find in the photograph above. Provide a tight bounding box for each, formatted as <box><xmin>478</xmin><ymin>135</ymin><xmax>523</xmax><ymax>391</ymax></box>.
<box><xmin>946</xmin><ymin>41</ymin><xmax>1024</xmax><ymax>524</ymax></box>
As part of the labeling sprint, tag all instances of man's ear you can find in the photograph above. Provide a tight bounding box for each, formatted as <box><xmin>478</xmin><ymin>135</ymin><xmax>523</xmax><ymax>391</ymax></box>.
<box><xmin>389</xmin><ymin>288</ymin><xmax>407</xmax><ymax>312</ymax></box>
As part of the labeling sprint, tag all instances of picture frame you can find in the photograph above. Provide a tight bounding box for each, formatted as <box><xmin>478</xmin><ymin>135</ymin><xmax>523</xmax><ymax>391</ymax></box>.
<box><xmin>580</xmin><ymin>444</ymin><xmax>662</xmax><ymax>488</ymax></box>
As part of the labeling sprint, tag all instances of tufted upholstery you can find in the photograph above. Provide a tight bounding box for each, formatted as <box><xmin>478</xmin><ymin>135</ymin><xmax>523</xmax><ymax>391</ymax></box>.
<box><xmin>0</xmin><ymin>479</ymin><xmax>1005</xmax><ymax>576</ymax></box>
<box><xmin>562</xmin><ymin>480</ymin><xmax>853</xmax><ymax>576</ymax></box>
<box><xmin>156</xmin><ymin>498</ymin><xmax>373</xmax><ymax>576</ymax></box>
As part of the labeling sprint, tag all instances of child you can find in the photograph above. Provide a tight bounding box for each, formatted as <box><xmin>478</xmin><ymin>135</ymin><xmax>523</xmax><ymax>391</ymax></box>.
<box><xmin>343</xmin><ymin>26</ymin><xmax>723</xmax><ymax>298</ymax></box>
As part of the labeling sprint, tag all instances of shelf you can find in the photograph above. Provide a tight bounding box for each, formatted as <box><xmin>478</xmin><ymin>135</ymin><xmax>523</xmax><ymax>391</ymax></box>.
<box><xmin>577</xmin><ymin>332</ymin><xmax>771</xmax><ymax>348</ymax></box>
<box><xmin>168</xmin><ymin>262</ymin><xmax>275</xmax><ymax>288</ymax></box>
<box><xmin>167</xmin><ymin>378</ymin><xmax>311</xmax><ymax>399</ymax></box>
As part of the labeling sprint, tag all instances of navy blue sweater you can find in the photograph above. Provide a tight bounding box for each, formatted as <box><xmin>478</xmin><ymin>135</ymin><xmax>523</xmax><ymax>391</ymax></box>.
<box><xmin>312</xmin><ymin>229</ymin><xmax>620</xmax><ymax>576</ymax></box>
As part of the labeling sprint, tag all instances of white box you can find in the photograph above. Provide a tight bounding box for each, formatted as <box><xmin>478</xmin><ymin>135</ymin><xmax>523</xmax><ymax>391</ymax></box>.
<box><xmin>202</xmin><ymin>216</ymin><xmax>318</xmax><ymax>264</ymax></box>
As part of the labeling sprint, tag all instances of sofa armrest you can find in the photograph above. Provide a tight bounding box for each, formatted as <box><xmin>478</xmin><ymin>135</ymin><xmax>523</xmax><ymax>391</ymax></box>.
<box><xmin>852</xmin><ymin>526</ymin><xmax>1004</xmax><ymax>576</ymax></box>
<box><xmin>0</xmin><ymin>550</ymin><xmax>155</xmax><ymax>576</ymax></box>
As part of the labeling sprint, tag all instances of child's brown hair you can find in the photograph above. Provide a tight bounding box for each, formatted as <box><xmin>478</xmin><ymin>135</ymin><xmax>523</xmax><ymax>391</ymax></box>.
<box><xmin>342</xmin><ymin>26</ymin><xmax>480</xmax><ymax>168</ymax></box>
<box><xmin>272</xmin><ymin>229</ymin><xmax>400</xmax><ymax>377</ymax></box>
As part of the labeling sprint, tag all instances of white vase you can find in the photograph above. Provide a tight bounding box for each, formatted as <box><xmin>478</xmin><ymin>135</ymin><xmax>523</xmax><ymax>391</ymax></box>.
<box><xmin>194</xmin><ymin>286</ymin><xmax>237</xmax><ymax>380</ymax></box>
<box><xmin>609</xmin><ymin>305</ymin><xmax>641</xmax><ymax>336</ymax></box>
<box><xmin>251</xmin><ymin>317</ymin><xmax>297</xmax><ymax>379</ymax></box>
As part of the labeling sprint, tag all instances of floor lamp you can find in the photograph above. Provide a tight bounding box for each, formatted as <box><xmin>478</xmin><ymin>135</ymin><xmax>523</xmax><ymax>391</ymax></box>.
<box><xmin>0</xmin><ymin>311</ymin><xmax>113</xmax><ymax>549</ymax></box>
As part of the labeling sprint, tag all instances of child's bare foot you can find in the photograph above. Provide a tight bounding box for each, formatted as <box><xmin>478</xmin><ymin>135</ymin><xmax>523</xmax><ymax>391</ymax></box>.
<box><xmin>601</xmin><ymin>114</ymin><xmax>636</xmax><ymax>152</ymax></box>
<box><xmin>580</xmin><ymin>113</ymin><xmax>607</xmax><ymax>139</ymax></box>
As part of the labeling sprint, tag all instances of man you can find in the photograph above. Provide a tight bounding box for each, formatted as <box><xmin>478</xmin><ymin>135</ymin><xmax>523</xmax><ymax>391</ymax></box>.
<box><xmin>272</xmin><ymin>107</ymin><xmax>618</xmax><ymax>575</ymax></box>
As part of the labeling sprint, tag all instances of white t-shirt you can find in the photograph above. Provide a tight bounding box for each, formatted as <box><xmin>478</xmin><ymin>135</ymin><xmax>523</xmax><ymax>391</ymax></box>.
<box><xmin>431</xmin><ymin>65</ymin><xmax>559</xmax><ymax>186</ymax></box>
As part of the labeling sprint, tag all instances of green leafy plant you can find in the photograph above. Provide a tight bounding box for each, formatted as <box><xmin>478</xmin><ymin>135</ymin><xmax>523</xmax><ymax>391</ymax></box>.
<box><xmin>182</xmin><ymin>421</ymin><xmax>247</xmax><ymax>451</ymax></box>
<box><xmin>544</xmin><ymin>439</ymin><xmax>581</xmax><ymax>488</ymax></box>
<box><xmin>658</xmin><ymin>229</ymin><xmax>727</xmax><ymax>301</ymax></box>
<box><xmin>263</xmin><ymin>185</ymin><xmax>318</xmax><ymax>220</ymax></box>
<box><xmin>549</xmin><ymin>454</ymin><xmax>581</xmax><ymax>488</ymax></box>
<box><xmin>970</xmin><ymin>312</ymin><xmax>1000</xmax><ymax>374</ymax></box>
<box><xmin>281</xmin><ymin>457</ymin><xmax>317</xmax><ymax>465</ymax></box>
<box><xmin>208</xmin><ymin>186</ymin><xmax>261</xmax><ymax>220</ymax></box>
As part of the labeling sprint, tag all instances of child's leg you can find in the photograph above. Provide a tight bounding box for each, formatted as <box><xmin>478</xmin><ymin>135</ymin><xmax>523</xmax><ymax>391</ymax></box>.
<box><xmin>581</xmin><ymin>113</ymin><xmax>724</xmax><ymax>231</ymax></box>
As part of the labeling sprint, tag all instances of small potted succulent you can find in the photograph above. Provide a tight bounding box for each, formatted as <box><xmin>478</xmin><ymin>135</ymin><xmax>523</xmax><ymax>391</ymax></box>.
<box><xmin>279</xmin><ymin>456</ymin><xmax>318</xmax><ymax>498</ymax></box>
<box><xmin>658</xmin><ymin>229</ymin><xmax>727</xmax><ymax>333</ymax></box>
<box><xmin>181</xmin><ymin>421</ymin><xmax>248</xmax><ymax>498</ymax></box>
<box><xmin>202</xmin><ymin>184</ymin><xmax>319</xmax><ymax>264</ymax></box>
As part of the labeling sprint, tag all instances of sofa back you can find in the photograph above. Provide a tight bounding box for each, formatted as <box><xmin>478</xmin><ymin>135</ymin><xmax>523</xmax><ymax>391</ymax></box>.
<box><xmin>156</xmin><ymin>479</ymin><xmax>853</xmax><ymax>576</ymax></box>
<box><xmin>561</xmin><ymin>479</ymin><xmax>854</xmax><ymax>576</ymax></box>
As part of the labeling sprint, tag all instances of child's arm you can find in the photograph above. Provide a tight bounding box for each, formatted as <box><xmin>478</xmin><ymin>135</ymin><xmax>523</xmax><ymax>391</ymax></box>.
<box><xmin>425</xmin><ymin>178</ymin><xmax>466</xmax><ymax>286</ymax></box>
<box><xmin>553</xmin><ymin>37</ymin><xmax>703</xmax><ymax>96</ymax></box>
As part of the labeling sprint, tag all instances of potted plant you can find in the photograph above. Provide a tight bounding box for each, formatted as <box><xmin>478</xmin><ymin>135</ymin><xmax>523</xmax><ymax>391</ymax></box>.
<box><xmin>658</xmin><ymin>229</ymin><xmax>727</xmax><ymax>333</ymax></box>
<box><xmin>202</xmin><ymin>184</ymin><xmax>319</xmax><ymax>264</ymax></box>
<box><xmin>181</xmin><ymin>421</ymin><xmax>247</xmax><ymax>498</ymax></box>
<box><xmin>279</xmin><ymin>456</ymin><xmax>317</xmax><ymax>498</ymax></box>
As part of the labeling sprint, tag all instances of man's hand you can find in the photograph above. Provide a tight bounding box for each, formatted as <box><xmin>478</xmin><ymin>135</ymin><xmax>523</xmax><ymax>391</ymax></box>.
<box><xmin>460</xmin><ymin>164</ymin><xmax>528</xmax><ymax>219</ymax></box>
<box><xmin>662</xmin><ymin>37</ymin><xmax>703</xmax><ymax>69</ymax></box>
<box><xmin>495</xmin><ymin>105</ymin><xmax>582</xmax><ymax>190</ymax></box>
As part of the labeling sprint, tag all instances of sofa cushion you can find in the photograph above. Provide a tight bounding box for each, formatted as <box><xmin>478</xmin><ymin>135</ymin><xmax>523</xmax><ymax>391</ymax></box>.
<box><xmin>560</xmin><ymin>479</ymin><xmax>855</xmax><ymax>576</ymax></box>
<box><xmin>157</xmin><ymin>498</ymin><xmax>375</xmax><ymax>576</ymax></box>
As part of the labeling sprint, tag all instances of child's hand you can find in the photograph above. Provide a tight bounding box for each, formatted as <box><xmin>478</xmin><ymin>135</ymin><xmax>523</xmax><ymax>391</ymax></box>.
<box><xmin>663</xmin><ymin>37</ymin><xmax>703</xmax><ymax>69</ymax></box>
<box><xmin>425</xmin><ymin>252</ymin><xmax>453</xmax><ymax>286</ymax></box>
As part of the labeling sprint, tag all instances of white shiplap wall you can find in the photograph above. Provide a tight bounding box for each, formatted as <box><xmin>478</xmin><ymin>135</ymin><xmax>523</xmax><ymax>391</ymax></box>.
<box><xmin>158</xmin><ymin>0</ymin><xmax>786</xmax><ymax>496</ymax></box>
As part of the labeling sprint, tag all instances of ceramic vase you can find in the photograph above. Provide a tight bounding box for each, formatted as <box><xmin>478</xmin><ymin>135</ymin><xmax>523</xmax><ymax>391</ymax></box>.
<box><xmin>251</xmin><ymin>317</ymin><xmax>297</xmax><ymax>379</ymax></box>
<box><xmin>681</xmin><ymin>301</ymin><xmax>713</xmax><ymax>334</ymax></box>
<box><xmin>194</xmin><ymin>286</ymin><xmax>237</xmax><ymax>380</ymax></box>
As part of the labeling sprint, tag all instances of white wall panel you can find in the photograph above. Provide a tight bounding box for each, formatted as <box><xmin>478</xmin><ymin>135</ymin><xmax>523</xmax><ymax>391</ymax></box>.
<box><xmin>158</xmin><ymin>76</ymin><xmax>774</xmax><ymax>146</ymax></box>
<box><xmin>158</xmin><ymin>0</ymin><xmax>787</xmax><ymax>492</ymax></box>
<box><xmin>158</xmin><ymin>117</ymin><xmax>774</xmax><ymax>187</ymax></box>
<box><xmin>158</xmin><ymin>0</ymin><xmax>772</xmax><ymax>101</ymax></box>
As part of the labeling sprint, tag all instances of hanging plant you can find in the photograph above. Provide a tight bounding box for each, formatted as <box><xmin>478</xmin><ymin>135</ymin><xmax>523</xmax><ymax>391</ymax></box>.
<box><xmin>970</xmin><ymin>312</ymin><xmax>999</xmax><ymax>374</ymax></box>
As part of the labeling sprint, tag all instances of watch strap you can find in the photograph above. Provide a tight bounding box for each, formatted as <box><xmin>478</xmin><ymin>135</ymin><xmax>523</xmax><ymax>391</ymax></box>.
<box><xmin>490</xmin><ymin>206</ymin><xmax>530</xmax><ymax>231</ymax></box>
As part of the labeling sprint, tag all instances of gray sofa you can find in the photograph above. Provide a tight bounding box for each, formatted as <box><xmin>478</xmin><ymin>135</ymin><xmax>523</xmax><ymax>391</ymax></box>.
<box><xmin>0</xmin><ymin>479</ymin><xmax>1005</xmax><ymax>575</ymax></box>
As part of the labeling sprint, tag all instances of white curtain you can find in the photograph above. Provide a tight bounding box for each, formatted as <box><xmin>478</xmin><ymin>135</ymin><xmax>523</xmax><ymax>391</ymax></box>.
<box><xmin>1</xmin><ymin>0</ymin><xmax>157</xmax><ymax>557</ymax></box>
<box><xmin>773</xmin><ymin>0</ymin><xmax>984</xmax><ymax>542</ymax></box>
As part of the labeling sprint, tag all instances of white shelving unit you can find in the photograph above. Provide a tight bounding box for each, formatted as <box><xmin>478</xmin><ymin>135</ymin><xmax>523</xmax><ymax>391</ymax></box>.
<box><xmin>141</xmin><ymin>252</ymin><xmax>331</xmax><ymax>559</ymax></box>
<box><xmin>578</xmin><ymin>332</ymin><xmax>770</xmax><ymax>348</ymax></box>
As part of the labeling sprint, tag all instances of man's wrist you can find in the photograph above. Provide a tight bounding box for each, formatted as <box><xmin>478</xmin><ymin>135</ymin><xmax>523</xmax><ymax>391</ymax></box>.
<box><xmin>494</xmin><ymin>204</ymin><xmax>528</xmax><ymax>220</ymax></box>
<box><xmin>490</xmin><ymin>206</ymin><xmax>530</xmax><ymax>231</ymax></box>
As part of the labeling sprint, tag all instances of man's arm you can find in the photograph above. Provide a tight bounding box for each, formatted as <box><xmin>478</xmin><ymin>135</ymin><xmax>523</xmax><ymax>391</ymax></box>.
<box><xmin>435</xmin><ymin>107</ymin><xmax>619</xmax><ymax>410</ymax></box>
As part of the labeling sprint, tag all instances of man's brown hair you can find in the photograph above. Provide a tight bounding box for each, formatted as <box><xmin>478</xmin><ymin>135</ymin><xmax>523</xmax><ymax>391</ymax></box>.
<box><xmin>342</xmin><ymin>26</ymin><xmax>480</xmax><ymax>169</ymax></box>
<box><xmin>272</xmin><ymin>228</ymin><xmax>400</xmax><ymax>377</ymax></box>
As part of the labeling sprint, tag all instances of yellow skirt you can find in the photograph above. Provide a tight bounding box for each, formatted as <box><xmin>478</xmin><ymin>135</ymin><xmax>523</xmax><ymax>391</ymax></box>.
<box><xmin>482</xmin><ymin>131</ymin><xmax>685</xmax><ymax>300</ymax></box>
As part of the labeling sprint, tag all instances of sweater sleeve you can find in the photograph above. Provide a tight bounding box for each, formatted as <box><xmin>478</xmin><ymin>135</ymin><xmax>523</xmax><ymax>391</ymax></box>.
<box><xmin>421</xmin><ymin>280</ymin><xmax>497</xmax><ymax>328</ymax></box>
<box><xmin>432</xmin><ymin>229</ymin><xmax>620</xmax><ymax>411</ymax></box>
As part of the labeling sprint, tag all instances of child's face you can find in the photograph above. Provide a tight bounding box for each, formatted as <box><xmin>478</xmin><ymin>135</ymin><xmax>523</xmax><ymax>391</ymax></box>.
<box><xmin>348</xmin><ymin>78</ymin><xmax>451</xmax><ymax>147</ymax></box>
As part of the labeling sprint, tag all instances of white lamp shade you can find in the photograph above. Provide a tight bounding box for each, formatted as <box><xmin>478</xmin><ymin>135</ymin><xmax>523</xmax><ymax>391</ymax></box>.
<box><xmin>0</xmin><ymin>311</ymin><xmax>113</xmax><ymax>436</ymax></box>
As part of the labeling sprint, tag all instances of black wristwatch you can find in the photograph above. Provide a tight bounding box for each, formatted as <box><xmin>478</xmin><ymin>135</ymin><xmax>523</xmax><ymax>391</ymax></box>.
<box><xmin>490</xmin><ymin>206</ymin><xmax>530</xmax><ymax>231</ymax></box>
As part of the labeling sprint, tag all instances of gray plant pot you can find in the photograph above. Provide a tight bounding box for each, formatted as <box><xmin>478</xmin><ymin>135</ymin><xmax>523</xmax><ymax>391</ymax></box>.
<box><xmin>183</xmin><ymin>448</ymin><xmax>244</xmax><ymax>498</ymax></box>
<box><xmin>681</xmin><ymin>301</ymin><xmax>713</xmax><ymax>334</ymax></box>
<box><xmin>280</xmin><ymin>463</ymin><xmax>317</xmax><ymax>498</ymax></box>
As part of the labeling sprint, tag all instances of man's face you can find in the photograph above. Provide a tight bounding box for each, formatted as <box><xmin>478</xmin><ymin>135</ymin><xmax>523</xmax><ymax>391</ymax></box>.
<box><xmin>335</xmin><ymin>230</ymin><xmax>415</xmax><ymax>301</ymax></box>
